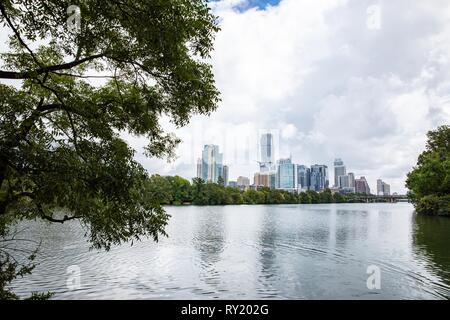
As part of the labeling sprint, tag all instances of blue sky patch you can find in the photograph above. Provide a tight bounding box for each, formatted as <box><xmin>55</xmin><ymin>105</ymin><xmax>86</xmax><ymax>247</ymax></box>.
<box><xmin>210</xmin><ymin>0</ymin><xmax>281</xmax><ymax>11</ymax></box>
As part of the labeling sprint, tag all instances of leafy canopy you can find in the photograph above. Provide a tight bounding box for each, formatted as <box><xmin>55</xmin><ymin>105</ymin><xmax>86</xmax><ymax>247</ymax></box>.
<box><xmin>406</xmin><ymin>125</ymin><xmax>450</xmax><ymax>216</ymax></box>
<box><xmin>0</xmin><ymin>0</ymin><xmax>220</xmax><ymax>250</ymax></box>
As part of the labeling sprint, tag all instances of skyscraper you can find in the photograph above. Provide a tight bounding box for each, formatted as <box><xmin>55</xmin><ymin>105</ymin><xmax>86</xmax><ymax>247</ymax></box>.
<box><xmin>276</xmin><ymin>158</ymin><xmax>296</xmax><ymax>191</ymax></box>
<box><xmin>355</xmin><ymin>176</ymin><xmax>371</xmax><ymax>194</ymax></box>
<box><xmin>259</xmin><ymin>133</ymin><xmax>275</xmax><ymax>172</ymax></box>
<box><xmin>201</xmin><ymin>145</ymin><xmax>223</xmax><ymax>183</ymax></box>
<box><xmin>310</xmin><ymin>165</ymin><xmax>329</xmax><ymax>191</ymax></box>
<box><xmin>348</xmin><ymin>172</ymin><xmax>355</xmax><ymax>189</ymax></box>
<box><xmin>196</xmin><ymin>158</ymin><xmax>202</xmax><ymax>179</ymax></box>
<box><xmin>377</xmin><ymin>179</ymin><xmax>391</xmax><ymax>196</ymax></box>
<box><xmin>384</xmin><ymin>183</ymin><xmax>391</xmax><ymax>196</ymax></box>
<box><xmin>377</xmin><ymin>179</ymin><xmax>383</xmax><ymax>195</ymax></box>
<box><xmin>338</xmin><ymin>175</ymin><xmax>350</xmax><ymax>188</ymax></box>
<box><xmin>297</xmin><ymin>165</ymin><xmax>311</xmax><ymax>191</ymax></box>
<box><xmin>339</xmin><ymin>172</ymin><xmax>356</xmax><ymax>193</ymax></box>
<box><xmin>222</xmin><ymin>165</ymin><xmax>229</xmax><ymax>186</ymax></box>
<box><xmin>334</xmin><ymin>158</ymin><xmax>346</xmax><ymax>188</ymax></box>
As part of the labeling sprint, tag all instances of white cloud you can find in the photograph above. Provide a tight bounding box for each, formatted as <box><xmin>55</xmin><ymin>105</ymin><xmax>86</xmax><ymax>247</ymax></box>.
<box><xmin>2</xmin><ymin>0</ymin><xmax>450</xmax><ymax>194</ymax></box>
<box><xmin>165</xmin><ymin>0</ymin><xmax>450</xmax><ymax>194</ymax></box>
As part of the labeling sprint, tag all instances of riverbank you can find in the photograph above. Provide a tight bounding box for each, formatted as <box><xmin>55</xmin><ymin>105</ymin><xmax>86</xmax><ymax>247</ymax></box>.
<box><xmin>147</xmin><ymin>175</ymin><xmax>408</xmax><ymax>206</ymax></box>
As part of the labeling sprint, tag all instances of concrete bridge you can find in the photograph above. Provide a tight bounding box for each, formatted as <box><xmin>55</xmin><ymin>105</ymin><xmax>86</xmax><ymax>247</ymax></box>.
<box><xmin>349</xmin><ymin>195</ymin><xmax>410</xmax><ymax>203</ymax></box>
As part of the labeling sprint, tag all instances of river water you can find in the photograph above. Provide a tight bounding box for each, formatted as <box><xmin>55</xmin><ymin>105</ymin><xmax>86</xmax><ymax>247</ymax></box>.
<box><xmin>8</xmin><ymin>203</ymin><xmax>450</xmax><ymax>299</ymax></box>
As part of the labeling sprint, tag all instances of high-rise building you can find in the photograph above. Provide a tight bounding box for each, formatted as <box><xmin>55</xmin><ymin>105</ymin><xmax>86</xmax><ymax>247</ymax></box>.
<box><xmin>276</xmin><ymin>158</ymin><xmax>297</xmax><ymax>191</ymax></box>
<box><xmin>310</xmin><ymin>165</ymin><xmax>329</xmax><ymax>191</ymax></box>
<box><xmin>237</xmin><ymin>176</ymin><xmax>250</xmax><ymax>189</ymax></box>
<box><xmin>355</xmin><ymin>176</ymin><xmax>371</xmax><ymax>194</ymax></box>
<box><xmin>384</xmin><ymin>183</ymin><xmax>391</xmax><ymax>196</ymax></box>
<box><xmin>222</xmin><ymin>165</ymin><xmax>229</xmax><ymax>186</ymax></box>
<box><xmin>196</xmin><ymin>158</ymin><xmax>202</xmax><ymax>179</ymax></box>
<box><xmin>269</xmin><ymin>173</ymin><xmax>276</xmax><ymax>189</ymax></box>
<box><xmin>348</xmin><ymin>172</ymin><xmax>355</xmax><ymax>188</ymax></box>
<box><xmin>377</xmin><ymin>179</ymin><xmax>383</xmax><ymax>195</ymax></box>
<box><xmin>338</xmin><ymin>175</ymin><xmax>350</xmax><ymax>188</ymax></box>
<box><xmin>297</xmin><ymin>165</ymin><xmax>311</xmax><ymax>191</ymax></box>
<box><xmin>334</xmin><ymin>158</ymin><xmax>346</xmax><ymax>188</ymax></box>
<box><xmin>201</xmin><ymin>145</ymin><xmax>223</xmax><ymax>183</ymax></box>
<box><xmin>254</xmin><ymin>172</ymin><xmax>276</xmax><ymax>189</ymax></box>
<box><xmin>377</xmin><ymin>179</ymin><xmax>391</xmax><ymax>196</ymax></box>
<box><xmin>259</xmin><ymin>133</ymin><xmax>275</xmax><ymax>172</ymax></box>
<box><xmin>339</xmin><ymin>173</ymin><xmax>356</xmax><ymax>193</ymax></box>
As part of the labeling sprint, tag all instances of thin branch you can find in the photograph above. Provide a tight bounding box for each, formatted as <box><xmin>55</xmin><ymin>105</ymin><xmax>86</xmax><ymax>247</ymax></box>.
<box><xmin>0</xmin><ymin>54</ymin><xmax>105</xmax><ymax>79</ymax></box>
<box><xmin>36</xmin><ymin>203</ymin><xmax>80</xmax><ymax>224</ymax></box>
<box><xmin>51</xmin><ymin>72</ymin><xmax>116</xmax><ymax>79</ymax></box>
<box><xmin>0</xmin><ymin>2</ymin><xmax>41</xmax><ymax>67</ymax></box>
<box><xmin>40</xmin><ymin>214</ymin><xmax>80</xmax><ymax>224</ymax></box>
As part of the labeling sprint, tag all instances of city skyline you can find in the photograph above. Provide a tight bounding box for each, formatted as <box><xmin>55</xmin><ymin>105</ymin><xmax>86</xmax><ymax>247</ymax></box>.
<box><xmin>114</xmin><ymin>0</ymin><xmax>449</xmax><ymax>195</ymax></box>
<box><xmin>194</xmin><ymin>136</ymin><xmax>393</xmax><ymax>195</ymax></box>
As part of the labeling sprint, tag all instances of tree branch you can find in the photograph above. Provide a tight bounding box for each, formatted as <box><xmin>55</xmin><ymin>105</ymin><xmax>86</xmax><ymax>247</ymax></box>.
<box><xmin>36</xmin><ymin>203</ymin><xmax>80</xmax><ymax>224</ymax></box>
<box><xmin>0</xmin><ymin>54</ymin><xmax>105</xmax><ymax>79</ymax></box>
<box><xmin>0</xmin><ymin>2</ymin><xmax>41</xmax><ymax>67</ymax></box>
<box><xmin>40</xmin><ymin>214</ymin><xmax>80</xmax><ymax>224</ymax></box>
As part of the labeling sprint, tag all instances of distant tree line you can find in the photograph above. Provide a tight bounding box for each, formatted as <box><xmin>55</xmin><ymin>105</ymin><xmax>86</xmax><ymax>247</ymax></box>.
<box><xmin>146</xmin><ymin>175</ymin><xmax>387</xmax><ymax>206</ymax></box>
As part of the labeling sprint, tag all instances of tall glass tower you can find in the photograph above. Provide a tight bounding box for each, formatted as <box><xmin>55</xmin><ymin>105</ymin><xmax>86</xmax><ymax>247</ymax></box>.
<box><xmin>310</xmin><ymin>165</ymin><xmax>329</xmax><ymax>191</ymax></box>
<box><xmin>201</xmin><ymin>145</ymin><xmax>223</xmax><ymax>183</ymax></box>
<box><xmin>297</xmin><ymin>165</ymin><xmax>311</xmax><ymax>191</ymax></box>
<box><xmin>334</xmin><ymin>158</ymin><xmax>346</xmax><ymax>188</ymax></box>
<box><xmin>276</xmin><ymin>157</ymin><xmax>296</xmax><ymax>190</ymax></box>
<box><xmin>260</xmin><ymin>133</ymin><xmax>275</xmax><ymax>172</ymax></box>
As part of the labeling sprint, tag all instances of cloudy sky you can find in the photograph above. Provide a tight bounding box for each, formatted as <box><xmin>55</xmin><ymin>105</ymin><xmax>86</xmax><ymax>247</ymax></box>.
<box><xmin>2</xmin><ymin>0</ymin><xmax>450</xmax><ymax>194</ymax></box>
<box><xmin>141</xmin><ymin>0</ymin><xmax>449</xmax><ymax>194</ymax></box>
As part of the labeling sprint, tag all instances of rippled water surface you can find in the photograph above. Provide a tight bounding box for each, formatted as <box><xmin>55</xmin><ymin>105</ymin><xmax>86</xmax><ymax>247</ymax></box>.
<box><xmin>9</xmin><ymin>203</ymin><xmax>450</xmax><ymax>299</ymax></box>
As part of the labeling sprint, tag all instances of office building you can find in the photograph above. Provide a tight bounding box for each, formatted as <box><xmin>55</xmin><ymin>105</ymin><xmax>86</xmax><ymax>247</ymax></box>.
<box><xmin>196</xmin><ymin>158</ymin><xmax>202</xmax><ymax>179</ymax></box>
<box><xmin>254</xmin><ymin>172</ymin><xmax>276</xmax><ymax>189</ymax></box>
<box><xmin>297</xmin><ymin>165</ymin><xmax>311</xmax><ymax>191</ymax></box>
<box><xmin>201</xmin><ymin>145</ymin><xmax>223</xmax><ymax>183</ymax></box>
<box><xmin>259</xmin><ymin>133</ymin><xmax>275</xmax><ymax>172</ymax></box>
<box><xmin>310</xmin><ymin>165</ymin><xmax>329</xmax><ymax>191</ymax></box>
<box><xmin>348</xmin><ymin>172</ymin><xmax>355</xmax><ymax>188</ymax></box>
<box><xmin>334</xmin><ymin>158</ymin><xmax>346</xmax><ymax>188</ymax></box>
<box><xmin>355</xmin><ymin>176</ymin><xmax>371</xmax><ymax>194</ymax></box>
<box><xmin>377</xmin><ymin>179</ymin><xmax>391</xmax><ymax>196</ymax></box>
<box><xmin>237</xmin><ymin>176</ymin><xmax>250</xmax><ymax>189</ymax></box>
<box><xmin>338</xmin><ymin>175</ymin><xmax>350</xmax><ymax>188</ymax></box>
<box><xmin>276</xmin><ymin>158</ymin><xmax>297</xmax><ymax>191</ymax></box>
<box><xmin>222</xmin><ymin>165</ymin><xmax>229</xmax><ymax>186</ymax></box>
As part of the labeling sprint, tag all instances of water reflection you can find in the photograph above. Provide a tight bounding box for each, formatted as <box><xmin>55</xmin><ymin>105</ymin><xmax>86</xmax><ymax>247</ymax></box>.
<box><xmin>257</xmin><ymin>206</ymin><xmax>281</xmax><ymax>298</ymax></box>
<box><xmin>414</xmin><ymin>214</ymin><xmax>450</xmax><ymax>293</ymax></box>
<box><xmin>193</xmin><ymin>207</ymin><xmax>226</xmax><ymax>264</ymax></box>
<box><xmin>191</xmin><ymin>207</ymin><xmax>226</xmax><ymax>296</ymax></box>
<box><xmin>7</xmin><ymin>203</ymin><xmax>450</xmax><ymax>300</ymax></box>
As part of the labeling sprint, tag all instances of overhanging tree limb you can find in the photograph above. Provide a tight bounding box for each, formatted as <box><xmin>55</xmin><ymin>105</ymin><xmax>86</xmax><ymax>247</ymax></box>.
<box><xmin>0</xmin><ymin>54</ymin><xmax>105</xmax><ymax>79</ymax></box>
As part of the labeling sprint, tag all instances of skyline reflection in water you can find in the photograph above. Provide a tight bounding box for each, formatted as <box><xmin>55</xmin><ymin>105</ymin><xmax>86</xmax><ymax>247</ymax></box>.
<box><xmin>8</xmin><ymin>203</ymin><xmax>450</xmax><ymax>299</ymax></box>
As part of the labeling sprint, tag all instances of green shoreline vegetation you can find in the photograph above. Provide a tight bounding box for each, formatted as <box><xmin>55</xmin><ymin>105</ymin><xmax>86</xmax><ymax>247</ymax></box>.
<box><xmin>406</xmin><ymin>125</ymin><xmax>450</xmax><ymax>217</ymax></box>
<box><xmin>146</xmin><ymin>175</ymin><xmax>397</xmax><ymax>206</ymax></box>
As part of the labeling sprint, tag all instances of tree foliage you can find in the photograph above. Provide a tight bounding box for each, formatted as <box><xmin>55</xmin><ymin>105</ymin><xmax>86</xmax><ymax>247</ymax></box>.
<box><xmin>406</xmin><ymin>125</ymin><xmax>450</xmax><ymax>216</ymax></box>
<box><xmin>0</xmin><ymin>0</ymin><xmax>219</xmax><ymax>298</ymax></box>
<box><xmin>147</xmin><ymin>176</ymin><xmax>380</xmax><ymax>206</ymax></box>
